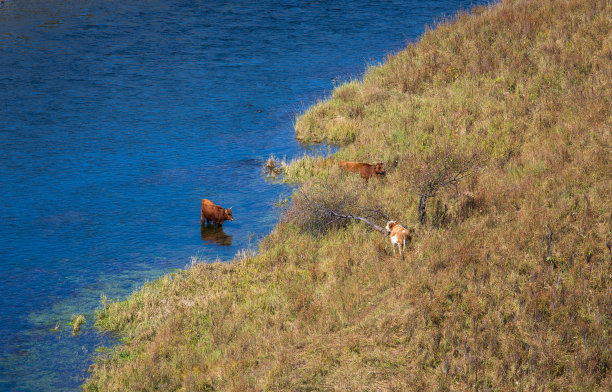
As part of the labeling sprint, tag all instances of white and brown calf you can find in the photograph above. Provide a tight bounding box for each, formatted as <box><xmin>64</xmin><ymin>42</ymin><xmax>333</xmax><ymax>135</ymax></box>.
<box><xmin>385</xmin><ymin>221</ymin><xmax>413</xmax><ymax>255</ymax></box>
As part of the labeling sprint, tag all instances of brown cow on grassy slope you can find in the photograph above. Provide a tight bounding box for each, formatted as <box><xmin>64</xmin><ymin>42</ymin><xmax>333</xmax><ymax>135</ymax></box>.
<box><xmin>339</xmin><ymin>161</ymin><xmax>385</xmax><ymax>181</ymax></box>
<box><xmin>201</xmin><ymin>199</ymin><xmax>233</xmax><ymax>227</ymax></box>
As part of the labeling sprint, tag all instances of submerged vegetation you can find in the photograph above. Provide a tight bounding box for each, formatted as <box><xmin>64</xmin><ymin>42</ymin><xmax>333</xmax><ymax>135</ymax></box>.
<box><xmin>85</xmin><ymin>0</ymin><xmax>611</xmax><ymax>390</ymax></box>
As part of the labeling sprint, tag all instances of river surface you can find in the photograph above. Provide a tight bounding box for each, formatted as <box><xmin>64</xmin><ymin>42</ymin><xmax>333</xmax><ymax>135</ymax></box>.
<box><xmin>0</xmin><ymin>0</ymin><xmax>482</xmax><ymax>390</ymax></box>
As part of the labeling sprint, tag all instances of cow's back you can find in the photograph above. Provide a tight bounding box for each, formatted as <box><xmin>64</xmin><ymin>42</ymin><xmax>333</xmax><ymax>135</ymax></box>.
<box><xmin>339</xmin><ymin>161</ymin><xmax>364</xmax><ymax>171</ymax></box>
<box><xmin>202</xmin><ymin>198</ymin><xmax>217</xmax><ymax>208</ymax></box>
<box><xmin>391</xmin><ymin>225</ymin><xmax>411</xmax><ymax>242</ymax></box>
<box><xmin>339</xmin><ymin>161</ymin><xmax>373</xmax><ymax>178</ymax></box>
<box><xmin>339</xmin><ymin>161</ymin><xmax>385</xmax><ymax>180</ymax></box>
<box><xmin>201</xmin><ymin>199</ymin><xmax>221</xmax><ymax>221</ymax></box>
<box><xmin>358</xmin><ymin>165</ymin><xmax>376</xmax><ymax>179</ymax></box>
<box><xmin>344</xmin><ymin>162</ymin><xmax>376</xmax><ymax>180</ymax></box>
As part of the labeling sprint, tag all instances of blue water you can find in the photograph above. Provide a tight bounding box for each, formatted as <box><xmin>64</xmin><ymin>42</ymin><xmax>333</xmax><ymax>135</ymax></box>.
<box><xmin>0</xmin><ymin>0</ymin><xmax>483</xmax><ymax>390</ymax></box>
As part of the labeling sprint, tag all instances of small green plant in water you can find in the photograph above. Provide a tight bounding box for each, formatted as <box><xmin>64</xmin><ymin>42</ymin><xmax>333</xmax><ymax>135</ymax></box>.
<box><xmin>70</xmin><ymin>314</ymin><xmax>85</xmax><ymax>336</ymax></box>
<box><xmin>263</xmin><ymin>154</ymin><xmax>285</xmax><ymax>177</ymax></box>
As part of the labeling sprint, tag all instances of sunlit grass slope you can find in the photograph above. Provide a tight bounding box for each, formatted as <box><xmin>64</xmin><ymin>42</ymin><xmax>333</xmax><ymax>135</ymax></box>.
<box><xmin>85</xmin><ymin>0</ymin><xmax>611</xmax><ymax>390</ymax></box>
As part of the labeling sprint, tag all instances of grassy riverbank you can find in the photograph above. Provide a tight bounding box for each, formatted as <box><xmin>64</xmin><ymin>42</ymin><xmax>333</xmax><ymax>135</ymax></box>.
<box><xmin>85</xmin><ymin>0</ymin><xmax>611</xmax><ymax>390</ymax></box>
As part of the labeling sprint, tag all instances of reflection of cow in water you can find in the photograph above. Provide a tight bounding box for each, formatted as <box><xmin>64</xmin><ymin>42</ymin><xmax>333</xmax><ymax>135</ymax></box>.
<box><xmin>200</xmin><ymin>223</ymin><xmax>233</xmax><ymax>246</ymax></box>
<box><xmin>201</xmin><ymin>199</ymin><xmax>233</xmax><ymax>226</ymax></box>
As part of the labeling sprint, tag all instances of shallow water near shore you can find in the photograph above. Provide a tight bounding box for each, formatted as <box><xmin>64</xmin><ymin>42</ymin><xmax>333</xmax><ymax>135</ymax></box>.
<box><xmin>0</xmin><ymin>0</ymin><xmax>482</xmax><ymax>390</ymax></box>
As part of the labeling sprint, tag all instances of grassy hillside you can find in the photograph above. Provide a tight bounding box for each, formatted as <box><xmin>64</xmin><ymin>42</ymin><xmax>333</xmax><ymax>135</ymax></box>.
<box><xmin>85</xmin><ymin>0</ymin><xmax>611</xmax><ymax>390</ymax></box>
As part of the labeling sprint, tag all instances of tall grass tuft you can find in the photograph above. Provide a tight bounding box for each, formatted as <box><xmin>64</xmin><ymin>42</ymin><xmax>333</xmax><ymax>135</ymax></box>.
<box><xmin>70</xmin><ymin>314</ymin><xmax>85</xmax><ymax>336</ymax></box>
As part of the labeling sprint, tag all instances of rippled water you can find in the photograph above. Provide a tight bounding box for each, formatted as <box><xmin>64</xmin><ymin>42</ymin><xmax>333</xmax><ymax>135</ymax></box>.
<box><xmin>0</xmin><ymin>0</ymin><xmax>482</xmax><ymax>390</ymax></box>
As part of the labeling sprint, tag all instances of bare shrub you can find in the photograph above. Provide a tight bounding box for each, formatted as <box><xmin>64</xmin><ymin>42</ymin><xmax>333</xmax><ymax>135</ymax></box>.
<box><xmin>286</xmin><ymin>176</ymin><xmax>389</xmax><ymax>234</ymax></box>
<box><xmin>408</xmin><ymin>143</ymin><xmax>484</xmax><ymax>225</ymax></box>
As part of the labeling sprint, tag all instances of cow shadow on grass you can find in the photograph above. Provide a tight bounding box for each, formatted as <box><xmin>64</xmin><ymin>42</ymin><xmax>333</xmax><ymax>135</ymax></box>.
<box><xmin>200</xmin><ymin>223</ymin><xmax>232</xmax><ymax>246</ymax></box>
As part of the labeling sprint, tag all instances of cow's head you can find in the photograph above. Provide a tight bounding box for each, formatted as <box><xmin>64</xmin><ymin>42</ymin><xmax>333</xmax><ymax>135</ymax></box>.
<box><xmin>385</xmin><ymin>221</ymin><xmax>396</xmax><ymax>236</ymax></box>
<box><xmin>224</xmin><ymin>208</ymin><xmax>233</xmax><ymax>221</ymax></box>
<box><xmin>374</xmin><ymin>162</ymin><xmax>385</xmax><ymax>176</ymax></box>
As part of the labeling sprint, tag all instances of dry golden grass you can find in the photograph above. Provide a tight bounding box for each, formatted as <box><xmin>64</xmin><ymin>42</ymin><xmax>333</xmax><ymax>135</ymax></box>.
<box><xmin>85</xmin><ymin>0</ymin><xmax>611</xmax><ymax>390</ymax></box>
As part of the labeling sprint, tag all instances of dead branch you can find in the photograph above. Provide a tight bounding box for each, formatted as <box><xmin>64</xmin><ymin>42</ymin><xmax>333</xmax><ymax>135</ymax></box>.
<box><xmin>324</xmin><ymin>208</ymin><xmax>386</xmax><ymax>234</ymax></box>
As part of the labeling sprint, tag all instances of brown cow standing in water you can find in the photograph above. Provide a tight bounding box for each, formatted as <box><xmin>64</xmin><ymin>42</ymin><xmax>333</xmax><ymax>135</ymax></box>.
<box><xmin>201</xmin><ymin>199</ymin><xmax>233</xmax><ymax>226</ymax></box>
<box><xmin>338</xmin><ymin>161</ymin><xmax>385</xmax><ymax>181</ymax></box>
